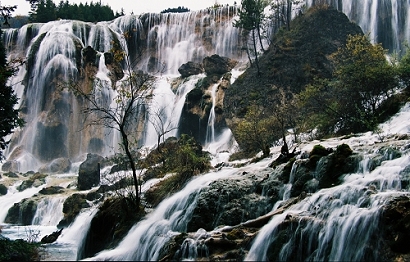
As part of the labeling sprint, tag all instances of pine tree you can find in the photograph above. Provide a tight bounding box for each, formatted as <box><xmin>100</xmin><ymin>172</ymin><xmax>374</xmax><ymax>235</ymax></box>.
<box><xmin>0</xmin><ymin>31</ymin><xmax>24</xmax><ymax>159</ymax></box>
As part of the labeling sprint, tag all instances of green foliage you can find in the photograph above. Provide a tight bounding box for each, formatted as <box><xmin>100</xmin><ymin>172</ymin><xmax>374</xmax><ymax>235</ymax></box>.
<box><xmin>0</xmin><ymin>238</ymin><xmax>41</xmax><ymax>261</ymax></box>
<box><xmin>297</xmin><ymin>34</ymin><xmax>398</xmax><ymax>136</ymax></box>
<box><xmin>144</xmin><ymin>135</ymin><xmax>211</xmax><ymax>206</ymax></box>
<box><xmin>160</xmin><ymin>6</ymin><xmax>190</xmax><ymax>13</ymax></box>
<box><xmin>398</xmin><ymin>45</ymin><xmax>410</xmax><ymax>88</ymax></box>
<box><xmin>30</xmin><ymin>0</ymin><xmax>118</xmax><ymax>23</ymax></box>
<box><xmin>0</xmin><ymin>30</ymin><xmax>24</xmax><ymax>160</ymax></box>
<box><xmin>234</xmin><ymin>105</ymin><xmax>279</xmax><ymax>157</ymax></box>
<box><xmin>234</xmin><ymin>0</ymin><xmax>265</xmax><ymax>31</ymax></box>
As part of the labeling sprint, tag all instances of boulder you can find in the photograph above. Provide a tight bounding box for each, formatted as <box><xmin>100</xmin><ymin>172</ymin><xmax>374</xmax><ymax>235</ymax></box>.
<box><xmin>0</xmin><ymin>184</ymin><xmax>7</xmax><ymax>195</ymax></box>
<box><xmin>381</xmin><ymin>196</ymin><xmax>410</xmax><ymax>254</ymax></box>
<box><xmin>77</xmin><ymin>154</ymin><xmax>104</xmax><ymax>190</ymax></box>
<box><xmin>5</xmin><ymin>199</ymin><xmax>37</xmax><ymax>225</ymax></box>
<box><xmin>178</xmin><ymin>61</ymin><xmax>204</xmax><ymax>78</ymax></box>
<box><xmin>202</xmin><ymin>55</ymin><xmax>238</xmax><ymax>76</ymax></box>
<box><xmin>41</xmin><ymin>229</ymin><xmax>63</xmax><ymax>244</ymax></box>
<box><xmin>58</xmin><ymin>193</ymin><xmax>89</xmax><ymax>228</ymax></box>
<box><xmin>39</xmin><ymin>186</ymin><xmax>64</xmax><ymax>195</ymax></box>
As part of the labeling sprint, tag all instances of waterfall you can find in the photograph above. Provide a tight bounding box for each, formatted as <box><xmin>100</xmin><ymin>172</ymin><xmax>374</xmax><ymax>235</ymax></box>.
<box><xmin>246</xmin><ymin>150</ymin><xmax>409</xmax><ymax>261</ymax></box>
<box><xmin>88</xmin><ymin>168</ymin><xmax>238</xmax><ymax>261</ymax></box>
<box><xmin>143</xmin><ymin>75</ymin><xmax>202</xmax><ymax>147</ymax></box>
<box><xmin>0</xmin><ymin>181</ymin><xmax>46</xmax><ymax>223</ymax></box>
<box><xmin>50</xmin><ymin>208</ymin><xmax>98</xmax><ymax>260</ymax></box>
<box><xmin>205</xmin><ymin>83</ymin><xmax>218</xmax><ymax>145</ymax></box>
<box><xmin>306</xmin><ymin>0</ymin><xmax>410</xmax><ymax>54</ymax></box>
<box><xmin>1</xmin><ymin>6</ymin><xmax>245</xmax><ymax>172</ymax></box>
<box><xmin>31</xmin><ymin>197</ymin><xmax>65</xmax><ymax>226</ymax></box>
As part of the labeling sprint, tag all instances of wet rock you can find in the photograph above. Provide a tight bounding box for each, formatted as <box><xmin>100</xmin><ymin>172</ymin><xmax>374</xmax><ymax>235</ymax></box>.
<box><xmin>18</xmin><ymin>173</ymin><xmax>47</xmax><ymax>192</ymax></box>
<box><xmin>77</xmin><ymin>153</ymin><xmax>104</xmax><ymax>190</ymax></box>
<box><xmin>0</xmin><ymin>184</ymin><xmax>7</xmax><ymax>195</ymax></box>
<box><xmin>82</xmin><ymin>46</ymin><xmax>98</xmax><ymax>66</ymax></box>
<box><xmin>41</xmin><ymin>229</ymin><xmax>63</xmax><ymax>244</ymax></box>
<box><xmin>57</xmin><ymin>193</ymin><xmax>89</xmax><ymax>228</ymax></box>
<box><xmin>187</xmin><ymin>170</ymin><xmax>281</xmax><ymax>232</ymax></box>
<box><xmin>39</xmin><ymin>186</ymin><xmax>64</xmax><ymax>195</ymax></box>
<box><xmin>178</xmin><ymin>61</ymin><xmax>204</xmax><ymax>78</ymax></box>
<box><xmin>203</xmin><ymin>54</ymin><xmax>238</xmax><ymax>76</ymax></box>
<box><xmin>5</xmin><ymin>198</ymin><xmax>37</xmax><ymax>225</ymax></box>
<box><xmin>381</xmin><ymin>195</ymin><xmax>410</xmax><ymax>254</ymax></box>
<box><xmin>39</xmin><ymin>158</ymin><xmax>72</xmax><ymax>174</ymax></box>
<box><xmin>3</xmin><ymin>171</ymin><xmax>18</xmax><ymax>178</ymax></box>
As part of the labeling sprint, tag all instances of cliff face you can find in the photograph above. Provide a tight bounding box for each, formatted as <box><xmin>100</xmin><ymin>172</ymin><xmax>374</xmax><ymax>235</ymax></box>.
<box><xmin>223</xmin><ymin>7</ymin><xmax>363</xmax><ymax>142</ymax></box>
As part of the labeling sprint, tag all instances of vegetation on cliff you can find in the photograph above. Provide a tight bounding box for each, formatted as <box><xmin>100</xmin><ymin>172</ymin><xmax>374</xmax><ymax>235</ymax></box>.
<box><xmin>225</xmin><ymin>6</ymin><xmax>410</xmax><ymax>157</ymax></box>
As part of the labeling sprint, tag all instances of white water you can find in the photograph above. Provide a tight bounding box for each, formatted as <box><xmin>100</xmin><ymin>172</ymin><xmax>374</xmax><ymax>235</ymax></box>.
<box><xmin>306</xmin><ymin>0</ymin><xmax>410</xmax><ymax>53</ymax></box>
<box><xmin>0</xmin><ymin>181</ymin><xmax>46</xmax><ymax>223</ymax></box>
<box><xmin>245</xmin><ymin>103</ymin><xmax>410</xmax><ymax>261</ymax></box>
<box><xmin>32</xmin><ymin>197</ymin><xmax>65</xmax><ymax>226</ymax></box>
<box><xmin>143</xmin><ymin>75</ymin><xmax>203</xmax><ymax>147</ymax></box>
<box><xmin>87</xmin><ymin>167</ymin><xmax>246</xmax><ymax>261</ymax></box>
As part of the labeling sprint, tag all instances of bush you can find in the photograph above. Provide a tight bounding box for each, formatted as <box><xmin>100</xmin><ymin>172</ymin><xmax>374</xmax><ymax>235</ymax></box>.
<box><xmin>0</xmin><ymin>238</ymin><xmax>40</xmax><ymax>261</ymax></box>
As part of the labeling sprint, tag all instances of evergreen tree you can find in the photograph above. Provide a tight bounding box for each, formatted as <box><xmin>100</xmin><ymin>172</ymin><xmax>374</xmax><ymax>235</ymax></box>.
<box><xmin>0</xmin><ymin>30</ymin><xmax>24</xmax><ymax>160</ymax></box>
<box><xmin>234</xmin><ymin>0</ymin><xmax>266</xmax><ymax>75</ymax></box>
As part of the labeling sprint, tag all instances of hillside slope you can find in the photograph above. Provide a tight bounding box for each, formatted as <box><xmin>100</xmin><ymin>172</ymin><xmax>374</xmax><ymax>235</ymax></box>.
<box><xmin>223</xmin><ymin>7</ymin><xmax>363</xmax><ymax>127</ymax></box>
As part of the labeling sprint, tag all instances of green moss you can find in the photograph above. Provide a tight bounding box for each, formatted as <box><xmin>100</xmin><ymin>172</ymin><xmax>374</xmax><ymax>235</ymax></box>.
<box><xmin>58</xmin><ymin>193</ymin><xmax>89</xmax><ymax>227</ymax></box>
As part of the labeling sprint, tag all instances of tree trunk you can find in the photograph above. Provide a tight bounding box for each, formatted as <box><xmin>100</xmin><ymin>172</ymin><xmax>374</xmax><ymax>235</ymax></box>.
<box><xmin>252</xmin><ymin>29</ymin><xmax>260</xmax><ymax>75</ymax></box>
<box><xmin>121</xmin><ymin>128</ymin><xmax>140</xmax><ymax>208</ymax></box>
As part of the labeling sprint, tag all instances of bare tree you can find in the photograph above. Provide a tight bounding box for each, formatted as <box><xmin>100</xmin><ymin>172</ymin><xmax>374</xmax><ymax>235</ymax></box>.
<box><xmin>68</xmin><ymin>49</ymin><xmax>154</xmax><ymax>208</ymax></box>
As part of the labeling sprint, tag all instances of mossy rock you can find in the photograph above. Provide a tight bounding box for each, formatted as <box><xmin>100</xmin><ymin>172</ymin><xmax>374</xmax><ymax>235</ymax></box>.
<box><xmin>5</xmin><ymin>198</ymin><xmax>37</xmax><ymax>225</ymax></box>
<box><xmin>83</xmin><ymin>197</ymin><xmax>145</xmax><ymax>259</ymax></box>
<box><xmin>58</xmin><ymin>193</ymin><xmax>89</xmax><ymax>227</ymax></box>
<box><xmin>309</xmin><ymin>144</ymin><xmax>332</xmax><ymax>167</ymax></box>
<box><xmin>39</xmin><ymin>186</ymin><xmax>64</xmax><ymax>195</ymax></box>
<box><xmin>18</xmin><ymin>173</ymin><xmax>47</xmax><ymax>192</ymax></box>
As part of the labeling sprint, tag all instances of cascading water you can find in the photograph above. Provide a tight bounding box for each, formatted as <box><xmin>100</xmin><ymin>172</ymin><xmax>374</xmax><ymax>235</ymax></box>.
<box><xmin>306</xmin><ymin>0</ymin><xmax>410</xmax><ymax>53</ymax></box>
<box><xmin>1</xmin><ymin>6</ymin><xmax>245</xmax><ymax>172</ymax></box>
<box><xmin>1</xmin><ymin>2</ymin><xmax>410</xmax><ymax>261</ymax></box>
<box><xmin>88</xmin><ymin>168</ymin><xmax>238</xmax><ymax>261</ymax></box>
<box><xmin>31</xmin><ymin>197</ymin><xmax>65</xmax><ymax>226</ymax></box>
<box><xmin>245</xmin><ymin>130</ymin><xmax>410</xmax><ymax>260</ymax></box>
<box><xmin>205</xmin><ymin>83</ymin><xmax>218</xmax><ymax>145</ymax></box>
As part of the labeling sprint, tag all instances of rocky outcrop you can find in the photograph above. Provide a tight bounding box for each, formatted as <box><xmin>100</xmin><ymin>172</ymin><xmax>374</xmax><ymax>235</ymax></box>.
<box><xmin>187</xmin><ymin>167</ymin><xmax>283</xmax><ymax>232</ymax></box>
<box><xmin>224</xmin><ymin>8</ymin><xmax>364</xmax><ymax>147</ymax></box>
<box><xmin>178</xmin><ymin>62</ymin><xmax>204</xmax><ymax>78</ymax></box>
<box><xmin>41</xmin><ymin>229</ymin><xmax>63</xmax><ymax>244</ymax></box>
<box><xmin>378</xmin><ymin>195</ymin><xmax>410</xmax><ymax>261</ymax></box>
<box><xmin>5</xmin><ymin>198</ymin><xmax>37</xmax><ymax>225</ymax></box>
<box><xmin>58</xmin><ymin>193</ymin><xmax>89</xmax><ymax>228</ymax></box>
<box><xmin>77</xmin><ymin>154</ymin><xmax>105</xmax><ymax>190</ymax></box>
<box><xmin>203</xmin><ymin>54</ymin><xmax>238</xmax><ymax>76</ymax></box>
